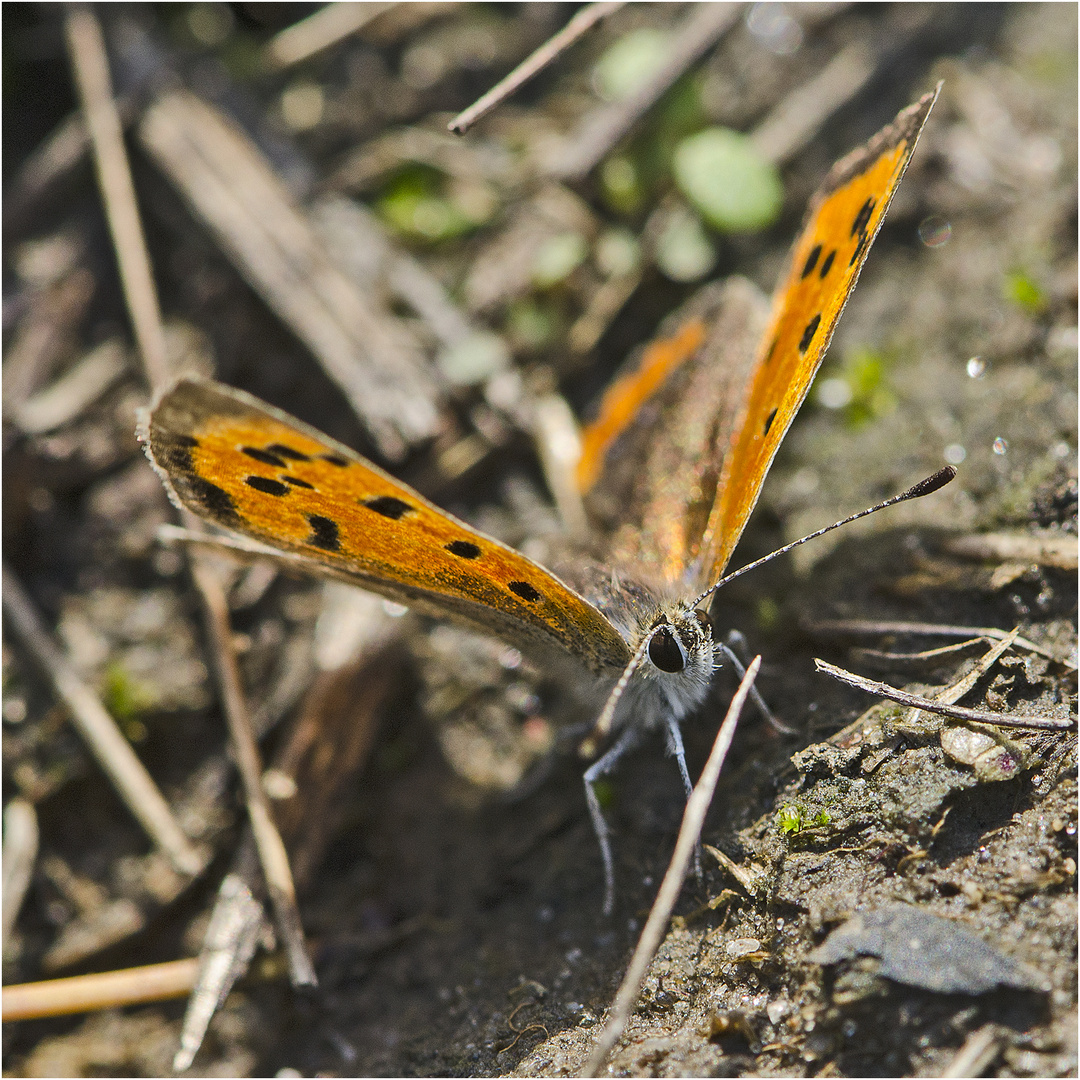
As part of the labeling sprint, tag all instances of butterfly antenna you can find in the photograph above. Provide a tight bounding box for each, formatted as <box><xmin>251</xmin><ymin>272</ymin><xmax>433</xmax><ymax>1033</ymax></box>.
<box><xmin>693</xmin><ymin>467</ymin><xmax>956</xmax><ymax>609</ymax></box>
<box><xmin>579</xmin><ymin>632</ymin><xmax>654</xmax><ymax>759</ymax></box>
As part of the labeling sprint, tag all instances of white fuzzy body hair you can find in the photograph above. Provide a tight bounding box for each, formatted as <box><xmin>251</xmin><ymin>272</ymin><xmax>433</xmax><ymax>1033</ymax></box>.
<box><xmin>576</xmin><ymin>568</ymin><xmax>719</xmax><ymax>731</ymax></box>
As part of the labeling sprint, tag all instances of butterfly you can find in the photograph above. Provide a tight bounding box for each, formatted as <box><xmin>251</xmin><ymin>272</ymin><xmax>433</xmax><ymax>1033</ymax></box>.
<box><xmin>142</xmin><ymin>88</ymin><xmax>940</xmax><ymax>914</ymax></box>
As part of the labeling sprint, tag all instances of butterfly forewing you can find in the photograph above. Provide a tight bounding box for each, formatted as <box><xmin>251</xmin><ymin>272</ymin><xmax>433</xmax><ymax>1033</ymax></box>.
<box><xmin>697</xmin><ymin>87</ymin><xmax>940</xmax><ymax>587</ymax></box>
<box><xmin>145</xmin><ymin>379</ymin><xmax>631</xmax><ymax>674</ymax></box>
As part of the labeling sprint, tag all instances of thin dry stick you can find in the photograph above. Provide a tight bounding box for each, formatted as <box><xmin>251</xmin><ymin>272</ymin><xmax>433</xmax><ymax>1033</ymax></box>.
<box><xmin>2</xmin><ymin>958</ymin><xmax>199</xmax><ymax>1022</ymax></box>
<box><xmin>547</xmin><ymin>2</ymin><xmax>739</xmax><ymax>181</ymax></box>
<box><xmin>941</xmin><ymin>1025</ymin><xmax>1002</xmax><ymax>1079</ymax></box>
<box><xmin>65</xmin><ymin>5</ymin><xmax>314</xmax><ymax>987</ymax></box>
<box><xmin>173</xmin><ymin>872</ymin><xmax>265</xmax><ymax>1072</ymax></box>
<box><xmin>2</xmin><ymin>799</ymin><xmax>40</xmax><ymax>948</ymax></box>
<box><xmin>449</xmin><ymin>2</ymin><xmax>624</xmax><ymax>134</ymax></box>
<box><xmin>852</xmin><ymin>638</ymin><xmax>995</xmax><ymax>664</ymax></box>
<box><xmin>581</xmin><ymin>657</ymin><xmax>761</xmax><ymax>1078</ymax></box>
<box><xmin>139</xmin><ymin>89</ymin><xmax>438</xmax><ymax>458</ymax></box>
<box><xmin>190</xmin><ymin>559</ymin><xmax>317</xmax><ymax>987</ymax></box>
<box><xmin>814</xmin><ymin>659</ymin><xmax>1073</xmax><ymax>731</ymax></box>
<box><xmin>750</xmin><ymin>40</ymin><xmax>878</xmax><ymax>165</ymax></box>
<box><xmin>264</xmin><ymin>1</ymin><xmax>396</xmax><ymax>70</ymax></box>
<box><xmin>927</xmin><ymin>629</ymin><xmax>1019</xmax><ymax>708</ymax></box>
<box><xmin>64</xmin><ymin>5</ymin><xmax>169</xmax><ymax>390</ymax></box>
<box><xmin>2</xmin><ymin>565</ymin><xmax>204</xmax><ymax>876</ymax></box>
<box><xmin>805</xmin><ymin>618</ymin><xmax>1073</xmax><ymax>669</ymax></box>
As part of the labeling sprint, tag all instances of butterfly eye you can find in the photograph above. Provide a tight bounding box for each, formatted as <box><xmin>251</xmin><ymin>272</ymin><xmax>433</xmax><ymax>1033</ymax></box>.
<box><xmin>693</xmin><ymin>609</ymin><xmax>711</xmax><ymax>636</ymax></box>
<box><xmin>648</xmin><ymin>626</ymin><xmax>686</xmax><ymax>673</ymax></box>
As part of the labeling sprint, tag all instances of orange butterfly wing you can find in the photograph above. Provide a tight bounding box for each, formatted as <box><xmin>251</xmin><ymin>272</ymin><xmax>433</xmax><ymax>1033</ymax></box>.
<box><xmin>143</xmin><ymin>379</ymin><xmax>631</xmax><ymax>674</ymax></box>
<box><xmin>697</xmin><ymin>87</ymin><xmax>940</xmax><ymax>588</ymax></box>
<box><xmin>575</xmin><ymin>318</ymin><xmax>708</xmax><ymax>495</ymax></box>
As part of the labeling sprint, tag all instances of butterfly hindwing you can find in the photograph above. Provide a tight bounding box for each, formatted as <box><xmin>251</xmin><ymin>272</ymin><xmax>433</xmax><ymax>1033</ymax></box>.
<box><xmin>575</xmin><ymin>279</ymin><xmax>770</xmax><ymax>587</ymax></box>
<box><xmin>144</xmin><ymin>378</ymin><xmax>631</xmax><ymax>674</ymax></box>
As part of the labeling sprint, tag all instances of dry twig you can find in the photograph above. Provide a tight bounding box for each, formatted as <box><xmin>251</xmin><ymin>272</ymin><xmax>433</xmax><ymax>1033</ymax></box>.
<box><xmin>806</xmin><ymin>618</ymin><xmax>1075</xmax><ymax>669</ymax></box>
<box><xmin>264</xmin><ymin>1</ymin><xmax>397</xmax><ymax>70</ymax></box>
<box><xmin>173</xmin><ymin>873</ymin><xmax>265</xmax><ymax>1072</ymax></box>
<box><xmin>2</xmin><ymin>565</ymin><xmax>204</xmax><ymax>875</ymax></box>
<box><xmin>2</xmin><ymin>799</ymin><xmax>39</xmax><ymax>949</ymax></box>
<box><xmin>189</xmin><ymin>559</ymin><xmax>317</xmax><ymax>987</ymax></box>
<box><xmin>750</xmin><ymin>41</ymin><xmax>879</xmax><ymax>164</ymax></box>
<box><xmin>449</xmin><ymin>2</ymin><xmax>624</xmax><ymax>135</ymax></box>
<box><xmin>941</xmin><ymin>1025</ymin><xmax>1002</xmax><ymax>1078</ymax></box>
<box><xmin>2</xmin><ymin>959</ymin><xmax>199</xmax><ymax>1022</ymax></box>
<box><xmin>814</xmin><ymin>658</ymin><xmax>1073</xmax><ymax>731</ymax></box>
<box><xmin>547</xmin><ymin>3</ymin><xmax>740</xmax><ymax>182</ymax></box>
<box><xmin>65</xmin><ymin>3</ymin><xmax>315</xmax><ymax>988</ymax></box>
<box><xmin>64</xmin><ymin>5</ymin><xmax>169</xmax><ymax>389</ymax></box>
<box><xmin>138</xmin><ymin>89</ymin><xmax>439</xmax><ymax>458</ymax></box>
<box><xmin>581</xmin><ymin>657</ymin><xmax>761</xmax><ymax>1077</ymax></box>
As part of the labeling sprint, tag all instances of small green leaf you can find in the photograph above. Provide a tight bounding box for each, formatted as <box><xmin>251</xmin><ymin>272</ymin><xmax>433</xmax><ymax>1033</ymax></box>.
<box><xmin>102</xmin><ymin>662</ymin><xmax>154</xmax><ymax>729</ymax></box>
<box><xmin>819</xmin><ymin>348</ymin><xmax>895</xmax><ymax>428</ymax></box>
<box><xmin>655</xmin><ymin>207</ymin><xmax>716</xmax><ymax>282</ymax></box>
<box><xmin>1005</xmin><ymin>269</ymin><xmax>1048</xmax><ymax>314</ymax></box>
<box><xmin>532</xmin><ymin>232</ymin><xmax>588</xmax><ymax>287</ymax></box>
<box><xmin>755</xmin><ymin>596</ymin><xmax>780</xmax><ymax>632</ymax></box>
<box><xmin>506</xmin><ymin>298</ymin><xmax>558</xmax><ymax>351</ymax></box>
<box><xmin>600</xmin><ymin>155</ymin><xmax>643</xmax><ymax>215</ymax></box>
<box><xmin>673</xmin><ymin>128</ymin><xmax>783</xmax><ymax>233</ymax></box>
<box><xmin>595</xmin><ymin>229</ymin><xmax>641</xmax><ymax>278</ymax></box>
<box><xmin>377</xmin><ymin>167</ymin><xmax>479</xmax><ymax>242</ymax></box>
<box><xmin>438</xmin><ymin>332</ymin><xmax>509</xmax><ymax>386</ymax></box>
<box><xmin>778</xmin><ymin>805</ymin><xmax>804</xmax><ymax>834</ymax></box>
<box><xmin>591</xmin><ymin>778</ymin><xmax>616</xmax><ymax>809</ymax></box>
<box><xmin>593</xmin><ymin>29</ymin><xmax>671</xmax><ymax>102</ymax></box>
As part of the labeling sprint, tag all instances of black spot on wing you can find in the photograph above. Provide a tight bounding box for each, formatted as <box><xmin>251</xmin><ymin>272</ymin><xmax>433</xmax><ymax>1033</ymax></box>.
<box><xmin>508</xmin><ymin>580</ymin><xmax>542</xmax><ymax>602</ymax></box>
<box><xmin>306</xmin><ymin>515</ymin><xmax>340</xmax><ymax>551</ymax></box>
<box><xmin>280</xmin><ymin>476</ymin><xmax>314</xmax><ymax>489</ymax></box>
<box><xmin>801</xmin><ymin>244</ymin><xmax>822</xmax><ymax>279</ymax></box>
<box><xmin>242</xmin><ymin>446</ymin><xmax>287</xmax><ymax>468</ymax></box>
<box><xmin>245</xmin><ymin>476</ymin><xmax>290</xmax><ymax>496</ymax></box>
<box><xmin>849</xmin><ymin>231</ymin><xmax>870</xmax><ymax>267</ymax></box>
<box><xmin>764</xmin><ymin>337</ymin><xmax>778</xmax><ymax>365</ymax></box>
<box><xmin>799</xmin><ymin>314</ymin><xmax>821</xmax><ymax>353</ymax></box>
<box><xmin>819</xmin><ymin>250</ymin><xmax>836</xmax><ymax>278</ymax></box>
<box><xmin>363</xmin><ymin>496</ymin><xmax>413</xmax><ymax>520</ymax></box>
<box><xmin>320</xmin><ymin>454</ymin><xmax>349</xmax><ymax>467</ymax></box>
<box><xmin>764</xmin><ymin>407</ymin><xmax>778</xmax><ymax>435</ymax></box>
<box><xmin>266</xmin><ymin>443</ymin><xmax>311</xmax><ymax>461</ymax></box>
<box><xmin>445</xmin><ymin>540</ymin><xmax>481</xmax><ymax>559</ymax></box>
<box><xmin>851</xmin><ymin>197</ymin><xmax>875</xmax><ymax>237</ymax></box>
<box><xmin>186</xmin><ymin>476</ymin><xmax>240</xmax><ymax>527</ymax></box>
<box><xmin>154</xmin><ymin>433</ymin><xmax>198</xmax><ymax>474</ymax></box>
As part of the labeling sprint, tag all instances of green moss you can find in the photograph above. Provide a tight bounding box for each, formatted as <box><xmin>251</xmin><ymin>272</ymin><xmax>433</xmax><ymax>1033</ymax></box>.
<box><xmin>1004</xmin><ymin>269</ymin><xmax>1048</xmax><ymax>314</ymax></box>
<box><xmin>755</xmin><ymin>597</ymin><xmax>780</xmax><ymax>633</ymax></box>
<box><xmin>102</xmin><ymin>662</ymin><xmax>154</xmax><ymax>740</ymax></box>
<box><xmin>591</xmin><ymin>778</ymin><xmax>616</xmax><ymax>810</ymax></box>
<box><xmin>778</xmin><ymin>803</ymin><xmax>830</xmax><ymax>836</ymax></box>
<box><xmin>377</xmin><ymin>165</ymin><xmax>487</xmax><ymax>243</ymax></box>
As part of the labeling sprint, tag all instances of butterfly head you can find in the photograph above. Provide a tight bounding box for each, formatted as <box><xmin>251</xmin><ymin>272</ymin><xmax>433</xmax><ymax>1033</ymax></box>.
<box><xmin>636</xmin><ymin>603</ymin><xmax>716</xmax><ymax>718</ymax></box>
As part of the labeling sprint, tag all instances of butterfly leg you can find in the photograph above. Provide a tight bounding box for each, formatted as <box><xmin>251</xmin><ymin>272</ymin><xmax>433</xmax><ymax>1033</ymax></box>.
<box><xmin>662</xmin><ymin>714</ymin><xmax>704</xmax><ymax>886</ymax></box>
<box><xmin>718</xmin><ymin>636</ymin><xmax>795</xmax><ymax>734</ymax></box>
<box><xmin>584</xmin><ymin>725</ymin><xmax>643</xmax><ymax>916</ymax></box>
